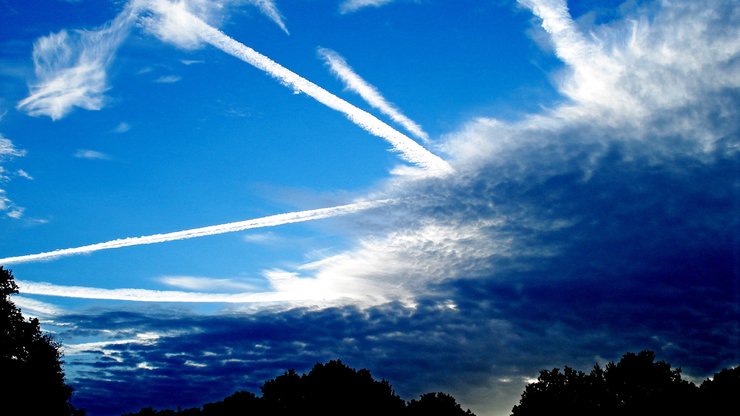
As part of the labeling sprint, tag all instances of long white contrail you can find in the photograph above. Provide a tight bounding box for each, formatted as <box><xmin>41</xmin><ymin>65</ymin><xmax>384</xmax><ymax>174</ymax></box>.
<box><xmin>318</xmin><ymin>47</ymin><xmax>430</xmax><ymax>143</ymax></box>
<box><xmin>148</xmin><ymin>1</ymin><xmax>452</xmax><ymax>175</ymax></box>
<box><xmin>0</xmin><ymin>199</ymin><xmax>392</xmax><ymax>265</ymax></box>
<box><xmin>15</xmin><ymin>280</ymin><xmax>317</xmax><ymax>303</ymax></box>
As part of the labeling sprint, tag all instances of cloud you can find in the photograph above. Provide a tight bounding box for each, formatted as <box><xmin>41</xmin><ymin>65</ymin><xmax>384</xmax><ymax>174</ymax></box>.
<box><xmin>247</xmin><ymin>0</ymin><xmax>289</xmax><ymax>35</ymax></box>
<box><xmin>339</xmin><ymin>0</ymin><xmax>394</xmax><ymax>15</ymax></box>
<box><xmin>159</xmin><ymin>275</ymin><xmax>264</xmax><ymax>291</ymax></box>
<box><xmin>11</xmin><ymin>295</ymin><xmax>63</xmax><ymax>318</ymax></box>
<box><xmin>0</xmin><ymin>134</ymin><xmax>26</xmax><ymax>219</ymax></box>
<box><xmin>318</xmin><ymin>47</ymin><xmax>429</xmax><ymax>142</ymax></box>
<box><xmin>0</xmin><ymin>199</ymin><xmax>393</xmax><ymax>265</ymax></box>
<box><xmin>16</xmin><ymin>169</ymin><xmax>33</xmax><ymax>180</ymax></box>
<box><xmin>154</xmin><ymin>74</ymin><xmax>182</xmax><ymax>83</ymax></box>
<box><xmin>112</xmin><ymin>121</ymin><xmax>131</xmax><ymax>133</ymax></box>
<box><xmin>17</xmin><ymin>0</ymin><xmax>289</xmax><ymax>120</ymax></box>
<box><xmin>16</xmin><ymin>3</ymin><xmax>138</xmax><ymax>120</ymax></box>
<box><xmin>74</xmin><ymin>149</ymin><xmax>110</xmax><ymax>160</ymax></box>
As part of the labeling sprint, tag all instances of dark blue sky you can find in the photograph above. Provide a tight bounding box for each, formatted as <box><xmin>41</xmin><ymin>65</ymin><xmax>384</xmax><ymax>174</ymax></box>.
<box><xmin>0</xmin><ymin>1</ymin><xmax>738</xmax><ymax>415</ymax></box>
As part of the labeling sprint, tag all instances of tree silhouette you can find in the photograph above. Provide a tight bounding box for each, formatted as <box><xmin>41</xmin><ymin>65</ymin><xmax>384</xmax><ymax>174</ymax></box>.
<box><xmin>123</xmin><ymin>359</ymin><xmax>475</xmax><ymax>416</ymax></box>
<box><xmin>263</xmin><ymin>360</ymin><xmax>406</xmax><ymax>416</ymax></box>
<box><xmin>699</xmin><ymin>366</ymin><xmax>740</xmax><ymax>415</ymax></box>
<box><xmin>406</xmin><ymin>392</ymin><xmax>475</xmax><ymax>416</ymax></box>
<box><xmin>511</xmin><ymin>350</ymin><xmax>701</xmax><ymax>416</ymax></box>
<box><xmin>0</xmin><ymin>266</ymin><xmax>83</xmax><ymax>415</ymax></box>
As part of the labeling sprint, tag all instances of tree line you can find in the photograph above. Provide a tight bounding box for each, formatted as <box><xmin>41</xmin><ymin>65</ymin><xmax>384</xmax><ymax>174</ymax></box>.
<box><xmin>1</xmin><ymin>267</ymin><xmax>738</xmax><ymax>415</ymax></box>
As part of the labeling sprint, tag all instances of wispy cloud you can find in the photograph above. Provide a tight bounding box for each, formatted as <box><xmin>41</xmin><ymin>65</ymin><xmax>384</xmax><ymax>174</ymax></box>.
<box><xmin>112</xmin><ymin>121</ymin><xmax>131</xmax><ymax>133</ymax></box>
<box><xmin>180</xmin><ymin>59</ymin><xmax>204</xmax><ymax>65</ymax></box>
<box><xmin>146</xmin><ymin>2</ymin><xmax>451</xmax><ymax>174</ymax></box>
<box><xmin>16</xmin><ymin>169</ymin><xmax>33</xmax><ymax>180</ymax></box>
<box><xmin>74</xmin><ymin>149</ymin><xmax>110</xmax><ymax>160</ymax></box>
<box><xmin>247</xmin><ymin>0</ymin><xmax>289</xmax><ymax>35</ymax></box>
<box><xmin>339</xmin><ymin>0</ymin><xmax>394</xmax><ymax>15</ymax></box>
<box><xmin>16</xmin><ymin>3</ymin><xmax>138</xmax><ymax>120</ymax></box>
<box><xmin>318</xmin><ymin>47</ymin><xmax>429</xmax><ymax>142</ymax></box>
<box><xmin>0</xmin><ymin>134</ymin><xmax>26</xmax><ymax>219</ymax></box>
<box><xmin>154</xmin><ymin>74</ymin><xmax>182</xmax><ymax>83</ymax></box>
<box><xmin>11</xmin><ymin>295</ymin><xmax>62</xmax><ymax>317</ymax></box>
<box><xmin>0</xmin><ymin>199</ymin><xmax>393</xmax><ymax>265</ymax></box>
<box><xmin>159</xmin><ymin>275</ymin><xmax>263</xmax><ymax>291</ymax></box>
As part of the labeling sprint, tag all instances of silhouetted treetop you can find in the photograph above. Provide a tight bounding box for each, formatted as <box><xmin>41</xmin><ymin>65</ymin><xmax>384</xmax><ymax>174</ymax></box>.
<box><xmin>407</xmin><ymin>392</ymin><xmax>475</xmax><ymax>416</ymax></box>
<box><xmin>123</xmin><ymin>359</ymin><xmax>475</xmax><ymax>416</ymax></box>
<box><xmin>0</xmin><ymin>266</ymin><xmax>83</xmax><ymax>416</ymax></box>
<box><xmin>511</xmin><ymin>350</ymin><xmax>738</xmax><ymax>416</ymax></box>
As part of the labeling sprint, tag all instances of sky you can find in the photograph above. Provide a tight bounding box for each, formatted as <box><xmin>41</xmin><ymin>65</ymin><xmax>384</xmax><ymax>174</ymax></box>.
<box><xmin>0</xmin><ymin>0</ymin><xmax>738</xmax><ymax>415</ymax></box>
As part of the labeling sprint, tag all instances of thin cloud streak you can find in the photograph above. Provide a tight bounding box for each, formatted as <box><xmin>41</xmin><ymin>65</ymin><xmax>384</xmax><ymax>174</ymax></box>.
<box><xmin>148</xmin><ymin>2</ymin><xmax>451</xmax><ymax>174</ymax></box>
<box><xmin>0</xmin><ymin>199</ymin><xmax>393</xmax><ymax>265</ymax></box>
<box><xmin>248</xmin><ymin>0</ymin><xmax>289</xmax><ymax>35</ymax></box>
<box><xmin>318</xmin><ymin>47</ymin><xmax>429</xmax><ymax>143</ymax></box>
<box><xmin>339</xmin><ymin>0</ymin><xmax>394</xmax><ymax>15</ymax></box>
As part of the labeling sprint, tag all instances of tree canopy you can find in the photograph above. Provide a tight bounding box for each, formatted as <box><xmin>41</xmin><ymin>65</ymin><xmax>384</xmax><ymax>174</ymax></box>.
<box><xmin>0</xmin><ymin>266</ymin><xmax>83</xmax><ymax>416</ymax></box>
<box><xmin>512</xmin><ymin>350</ymin><xmax>739</xmax><ymax>416</ymax></box>
<box><xmin>124</xmin><ymin>360</ymin><xmax>474</xmax><ymax>416</ymax></box>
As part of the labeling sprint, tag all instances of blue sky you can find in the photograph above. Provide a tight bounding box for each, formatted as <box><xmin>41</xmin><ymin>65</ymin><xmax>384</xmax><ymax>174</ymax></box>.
<box><xmin>1</xmin><ymin>0</ymin><xmax>738</xmax><ymax>415</ymax></box>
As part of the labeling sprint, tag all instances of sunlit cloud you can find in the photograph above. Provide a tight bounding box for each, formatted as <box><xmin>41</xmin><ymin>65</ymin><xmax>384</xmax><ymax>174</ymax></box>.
<box><xmin>112</xmin><ymin>121</ymin><xmax>131</xmax><ymax>133</ymax></box>
<box><xmin>318</xmin><ymin>47</ymin><xmax>429</xmax><ymax>142</ymax></box>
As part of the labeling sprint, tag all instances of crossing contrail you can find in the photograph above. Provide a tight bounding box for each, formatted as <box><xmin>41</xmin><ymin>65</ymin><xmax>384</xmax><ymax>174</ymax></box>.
<box><xmin>318</xmin><ymin>47</ymin><xmax>430</xmax><ymax>143</ymax></box>
<box><xmin>148</xmin><ymin>1</ymin><xmax>452</xmax><ymax>175</ymax></box>
<box><xmin>0</xmin><ymin>199</ymin><xmax>393</xmax><ymax>265</ymax></box>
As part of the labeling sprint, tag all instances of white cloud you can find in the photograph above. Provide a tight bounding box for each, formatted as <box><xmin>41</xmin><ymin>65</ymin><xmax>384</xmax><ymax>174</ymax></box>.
<box><xmin>247</xmin><ymin>0</ymin><xmax>289</xmax><ymax>35</ymax></box>
<box><xmin>16</xmin><ymin>169</ymin><xmax>33</xmax><ymax>180</ymax></box>
<box><xmin>6</xmin><ymin>208</ymin><xmax>24</xmax><ymax>219</ymax></box>
<box><xmin>154</xmin><ymin>74</ymin><xmax>182</xmax><ymax>83</ymax></box>
<box><xmin>74</xmin><ymin>149</ymin><xmax>110</xmax><ymax>160</ymax></box>
<box><xmin>318</xmin><ymin>47</ymin><xmax>429</xmax><ymax>142</ymax></box>
<box><xmin>112</xmin><ymin>121</ymin><xmax>131</xmax><ymax>133</ymax></box>
<box><xmin>16</xmin><ymin>4</ymin><xmax>138</xmax><ymax>120</ymax></box>
<box><xmin>159</xmin><ymin>275</ymin><xmax>262</xmax><ymax>291</ymax></box>
<box><xmin>339</xmin><ymin>0</ymin><xmax>394</xmax><ymax>15</ymax></box>
<box><xmin>11</xmin><ymin>295</ymin><xmax>62</xmax><ymax>317</ymax></box>
<box><xmin>0</xmin><ymin>134</ymin><xmax>26</xmax><ymax>219</ymax></box>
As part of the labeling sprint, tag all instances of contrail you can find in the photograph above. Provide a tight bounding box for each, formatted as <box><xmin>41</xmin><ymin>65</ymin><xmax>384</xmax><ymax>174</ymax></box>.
<box><xmin>16</xmin><ymin>280</ymin><xmax>317</xmax><ymax>303</ymax></box>
<box><xmin>318</xmin><ymin>47</ymin><xmax>430</xmax><ymax>143</ymax></box>
<box><xmin>0</xmin><ymin>199</ymin><xmax>393</xmax><ymax>265</ymax></box>
<box><xmin>149</xmin><ymin>1</ymin><xmax>452</xmax><ymax>175</ymax></box>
